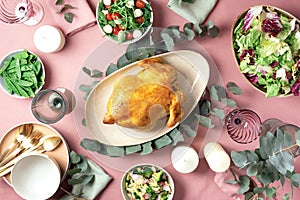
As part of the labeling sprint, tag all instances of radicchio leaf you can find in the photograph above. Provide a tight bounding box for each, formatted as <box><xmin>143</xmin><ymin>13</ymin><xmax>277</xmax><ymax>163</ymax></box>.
<box><xmin>261</xmin><ymin>13</ymin><xmax>283</xmax><ymax>37</ymax></box>
<box><xmin>291</xmin><ymin>78</ymin><xmax>300</xmax><ymax>96</ymax></box>
<box><xmin>243</xmin><ymin>6</ymin><xmax>263</xmax><ymax>32</ymax></box>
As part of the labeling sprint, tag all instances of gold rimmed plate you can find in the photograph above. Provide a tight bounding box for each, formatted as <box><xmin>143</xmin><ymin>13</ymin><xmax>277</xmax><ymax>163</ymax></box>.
<box><xmin>85</xmin><ymin>50</ymin><xmax>209</xmax><ymax>146</ymax></box>
<box><xmin>0</xmin><ymin>122</ymin><xmax>69</xmax><ymax>185</ymax></box>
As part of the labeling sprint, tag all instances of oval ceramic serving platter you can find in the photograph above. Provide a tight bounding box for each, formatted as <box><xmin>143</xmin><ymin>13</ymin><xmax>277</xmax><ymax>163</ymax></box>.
<box><xmin>85</xmin><ymin>50</ymin><xmax>209</xmax><ymax>146</ymax></box>
<box><xmin>0</xmin><ymin>122</ymin><xmax>69</xmax><ymax>186</ymax></box>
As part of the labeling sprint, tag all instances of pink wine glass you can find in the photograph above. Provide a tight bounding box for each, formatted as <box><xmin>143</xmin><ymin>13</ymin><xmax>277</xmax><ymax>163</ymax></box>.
<box><xmin>0</xmin><ymin>0</ymin><xmax>43</xmax><ymax>26</ymax></box>
<box><xmin>225</xmin><ymin>108</ymin><xmax>262</xmax><ymax>144</ymax></box>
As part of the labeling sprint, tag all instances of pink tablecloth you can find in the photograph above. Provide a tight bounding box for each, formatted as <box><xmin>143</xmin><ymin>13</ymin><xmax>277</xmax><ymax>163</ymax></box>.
<box><xmin>0</xmin><ymin>0</ymin><xmax>299</xmax><ymax>199</ymax></box>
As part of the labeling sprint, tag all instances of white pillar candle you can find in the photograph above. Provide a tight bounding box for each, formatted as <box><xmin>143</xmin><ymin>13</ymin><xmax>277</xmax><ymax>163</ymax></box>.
<box><xmin>203</xmin><ymin>142</ymin><xmax>231</xmax><ymax>173</ymax></box>
<box><xmin>34</xmin><ymin>25</ymin><xmax>66</xmax><ymax>53</ymax></box>
<box><xmin>171</xmin><ymin>145</ymin><xmax>199</xmax><ymax>173</ymax></box>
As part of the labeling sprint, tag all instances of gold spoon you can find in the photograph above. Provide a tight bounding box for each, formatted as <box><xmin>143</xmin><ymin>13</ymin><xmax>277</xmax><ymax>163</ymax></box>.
<box><xmin>0</xmin><ymin>123</ymin><xmax>33</xmax><ymax>162</ymax></box>
<box><xmin>0</xmin><ymin>136</ymin><xmax>62</xmax><ymax>177</ymax></box>
<box><xmin>0</xmin><ymin>130</ymin><xmax>42</xmax><ymax>167</ymax></box>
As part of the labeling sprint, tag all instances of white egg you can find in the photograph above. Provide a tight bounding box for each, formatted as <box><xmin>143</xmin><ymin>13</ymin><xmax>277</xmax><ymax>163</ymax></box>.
<box><xmin>134</xmin><ymin>9</ymin><xmax>143</xmax><ymax>18</ymax></box>
<box><xmin>114</xmin><ymin>18</ymin><xmax>122</xmax><ymax>25</ymax></box>
<box><xmin>103</xmin><ymin>24</ymin><xmax>113</xmax><ymax>34</ymax></box>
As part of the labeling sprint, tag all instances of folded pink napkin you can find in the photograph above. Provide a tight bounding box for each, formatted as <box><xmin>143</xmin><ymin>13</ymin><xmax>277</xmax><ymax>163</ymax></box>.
<box><xmin>46</xmin><ymin>0</ymin><xmax>96</xmax><ymax>37</ymax></box>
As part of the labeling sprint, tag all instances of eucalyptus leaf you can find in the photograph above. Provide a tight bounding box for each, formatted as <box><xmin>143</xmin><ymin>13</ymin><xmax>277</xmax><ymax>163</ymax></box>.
<box><xmin>70</xmin><ymin>151</ymin><xmax>81</xmax><ymax>164</ymax></box>
<box><xmin>221</xmin><ymin>98</ymin><xmax>237</xmax><ymax>108</ymax></box>
<box><xmin>80</xmin><ymin>174</ymin><xmax>95</xmax><ymax>185</ymax></box>
<box><xmin>211</xmin><ymin>108</ymin><xmax>225</xmax><ymax>119</ymax></box>
<box><xmin>283</xmin><ymin>193</ymin><xmax>290</xmax><ymax>200</ymax></box>
<box><xmin>198</xmin><ymin>99</ymin><xmax>211</xmax><ymax>116</ymax></box>
<box><xmin>125</xmin><ymin>145</ymin><xmax>142</xmax><ymax>155</ymax></box>
<box><xmin>291</xmin><ymin>174</ymin><xmax>300</xmax><ymax>185</ymax></box>
<box><xmin>91</xmin><ymin>69</ymin><xmax>102</xmax><ymax>78</ymax></box>
<box><xmin>106</xmin><ymin>146</ymin><xmax>125</xmax><ymax>157</ymax></box>
<box><xmin>209</xmin><ymin>85</ymin><xmax>219</xmax><ymax>101</ymax></box>
<box><xmin>246</xmin><ymin>163</ymin><xmax>258</xmax><ymax>176</ymax></box>
<box><xmin>180</xmin><ymin>124</ymin><xmax>197</xmax><ymax>138</ymax></box>
<box><xmin>224</xmin><ymin>180</ymin><xmax>238</xmax><ymax>185</ymax></box>
<box><xmin>67</xmin><ymin>168</ymin><xmax>82</xmax><ymax>176</ymax></box>
<box><xmin>284</xmin><ymin>132</ymin><xmax>294</xmax><ymax>147</ymax></box>
<box><xmin>64</xmin><ymin>12</ymin><xmax>74</xmax><ymax>23</ymax></box>
<box><xmin>161</xmin><ymin>33</ymin><xmax>175</xmax><ymax>51</ymax></box>
<box><xmin>140</xmin><ymin>142</ymin><xmax>153</xmax><ymax>155</ymax></box>
<box><xmin>195</xmin><ymin>114</ymin><xmax>215</xmax><ymax>128</ymax></box>
<box><xmin>55</xmin><ymin>0</ymin><xmax>64</xmax><ymax>5</ymax></box>
<box><xmin>183</xmin><ymin>23</ymin><xmax>195</xmax><ymax>40</ymax></box>
<box><xmin>169</xmin><ymin>128</ymin><xmax>184</xmax><ymax>145</ymax></box>
<box><xmin>77</xmin><ymin>156</ymin><xmax>88</xmax><ymax>172</ymax></box>
<box><xmin>79</xmin><ymin>84</ymin><xmax>91</xmax><ymax>93</ymax></box>
<box><xmin>80</xmin><ymin>138</ymin><xmax>102</xmax><ymax>152</ymax></box>
<box><xmin>231</xmin><ymin>151</ymin><xmax>248</xmax><ymax>168</ymax></box>
<box><xmin>68</xmin><ymin>178</ymin><xmax>82</xmax><ymax>185</ymax></box>
<box><xmin>227</xmin><ymin>82</ymin><xmax>243</xmax><ymax>95</ymax></box>
<box><xmin>106</xmin><ymin>63</ymin><xmax>118</xmax><ymax>76</ymax></box>
<box><xmin>153</xmin><ymin>135</ymin><xmax>172</xmax><ymax>149</ymax></box>
<box><xmin>208</xmin><ymin>25</ymin><xmax>220</xmax><ymax>38</ymax></box>
<box><xmin>237</xmin><ymin>175</ymin><xmax>250</xmax><ymax>194</ymax></box>
<box><xmin>265</xmin><ymin>187</ymin><xmax>277</xmax><ymax>198</ymax></box>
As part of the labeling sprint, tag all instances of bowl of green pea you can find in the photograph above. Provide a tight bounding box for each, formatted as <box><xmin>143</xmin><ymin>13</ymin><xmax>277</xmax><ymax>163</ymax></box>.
<box><xmin>0</xmin><ymin>49</ymin><xmax>45</xmax><ymax>99</ymax></box>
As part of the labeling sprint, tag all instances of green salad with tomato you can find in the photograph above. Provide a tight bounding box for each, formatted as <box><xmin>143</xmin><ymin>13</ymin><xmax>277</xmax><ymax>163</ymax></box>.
<box><xmin>97</xmin><ymin>0</ymin><xmax>153</xmax><ymax>43</ymax></box>
<box><xmin>123</xmin><ymin>165</ymin><xmax>173</xmax><ymax>200</ymax></box>
<box><xmin>233</xmin><ymin>6</ymin><xmax>300</xmax><ymax>97</ymax></box>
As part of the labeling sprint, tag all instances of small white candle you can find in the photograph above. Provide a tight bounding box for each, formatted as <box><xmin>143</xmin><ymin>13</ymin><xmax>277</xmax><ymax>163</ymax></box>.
<box><xmin>171</xmin><ymin>145</ymin><xmax>199</xmax><ymax>173</ymax></box>
<box><xmin>34</xmin><ymin>25</ymin><xmax>65</xmax><ymax>53</ymax></box>
<box><xmin>203</xmin><ymin>142</ymin><xmax>231</xmax><ymax>173</ymax></box>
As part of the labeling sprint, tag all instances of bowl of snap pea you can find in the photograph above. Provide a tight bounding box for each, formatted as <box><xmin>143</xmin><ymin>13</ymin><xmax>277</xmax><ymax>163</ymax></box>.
<box><xmin>0</xmin><ymin>49</ymin><xmax>45</xmax><ymax>99</ymax></box>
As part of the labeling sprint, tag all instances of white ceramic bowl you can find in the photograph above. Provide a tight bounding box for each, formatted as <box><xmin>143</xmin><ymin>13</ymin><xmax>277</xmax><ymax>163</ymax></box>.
<box><xmin>121</xmin><ymin>164</ymin><xmax>175</xmax><ymax>200</ymax></box>
<box><xmin>0</xmin><ymin>49</ymin><xmax>45</xmax><ymax>99</ymax></box>
<box><xmin>11</xmin><ymin>153</ymin><xmax>61</xmax><ymax>200</ymax></box>
<box><xmin>96</xmin><ymin>0</ymin><xmax>153</xmax><ymax>44</ymax></box>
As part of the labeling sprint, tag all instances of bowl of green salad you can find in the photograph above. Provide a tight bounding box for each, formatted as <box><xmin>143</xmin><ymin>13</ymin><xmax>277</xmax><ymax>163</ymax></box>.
<box><xmin>121</xmin><ymin>164</ymin><xmax>174</xmax><ymax>200</ymax></box>
<box><xmin>0</xmin><ymin>49</ymin><xmax>45</xmax><ymax>99</ymax></box>
<box><xmin>232</xmin><ymin>5</ymin><xmax>300</xmax><ymax>98</ymax></box>
<box><xmin>96</xmin><ymin>0</ymin><xmax>153</xmax><ymax>44</ymax></box>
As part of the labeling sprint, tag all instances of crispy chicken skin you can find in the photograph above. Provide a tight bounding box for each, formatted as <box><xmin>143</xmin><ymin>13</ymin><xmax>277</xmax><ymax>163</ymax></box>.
<box><xmin>103</xmin><ymin>57</ymin><xmax>185</xmax><ymax>129</ymax></box>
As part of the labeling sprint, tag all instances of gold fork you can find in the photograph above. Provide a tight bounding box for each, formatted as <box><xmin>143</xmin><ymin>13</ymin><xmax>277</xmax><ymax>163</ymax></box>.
<box><xmin>0</xmin><ymin>123</ymin><xmax>33</xmax><ymax>162</ymax></box>
<box><xmin>0</xmin><ymin>130</ymin><xmax>43</xmax><ymax>167</ymax></box>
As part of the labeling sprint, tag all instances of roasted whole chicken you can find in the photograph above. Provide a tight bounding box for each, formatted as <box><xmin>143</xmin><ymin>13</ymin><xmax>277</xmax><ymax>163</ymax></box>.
<box><xmin>103</xmin><ymin>57</ymin><xmax>185</xmax><ymax>129</ymax></box>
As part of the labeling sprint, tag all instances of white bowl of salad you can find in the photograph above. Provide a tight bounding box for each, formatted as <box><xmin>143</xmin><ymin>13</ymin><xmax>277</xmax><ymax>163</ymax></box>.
<box><xmin>232</xmin><ymin>5</ymin><xmax>300</xmax><ymax>97</ymax></box>
<box><xmin>121</xmin><ymin>164</ymin><xmax>174</xmax><ymax>200</ymax></box>
<box><xmin>96</xmin><ymin>0</ymin><xmax>153</xmax><ymax>44</ymax></box>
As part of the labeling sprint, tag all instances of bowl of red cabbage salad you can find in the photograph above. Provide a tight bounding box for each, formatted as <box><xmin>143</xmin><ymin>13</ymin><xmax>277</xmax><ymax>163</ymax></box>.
<box><xmin>232</xmin><ymin>5</ymin><xmax>300</xmax><ymax>97</ymax></box>
<box><xmin>96</xmin><ymin>0</ymin><xmax>153</xmax><ymax>44</ymax></box>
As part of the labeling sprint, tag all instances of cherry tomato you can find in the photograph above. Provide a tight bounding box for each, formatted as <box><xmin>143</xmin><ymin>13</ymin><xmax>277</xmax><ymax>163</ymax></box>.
<box><xmin>112</xmin><ymin>0</ymin><xmax>118</xmax><ymax>2</ymax></box>
<box><xmin>112</xmin><ymin>27</ymin><xmax>120</xmax><ymax>35</ymax></box>
<box><xmin>112</xmin><ymin>12</ymin><xmax>121</xmax><ymax>20</ymax></box>
<box><xmin>106</xmin><ymin>13</ymin><xmax>113</xmax><ymax>21</ymax></box>
<box><xmin>135</xmin><ymin>16</ymin><xmax>144</xmax><ymax>24</ymax></box>
<box><xmin>118</xmin><ymin>24</ymin><xmax>126</xmax><ymax>30</ymax></box>
<box><xmin>126</xmin><ymin>32</ymin><xmax>134</xmax><ymax>40</ymax></box>
<box><xmin>135</xmin><ymin>0</ymin><xmax>146</xmax><ymax>8</ymax></box>
<box><xmin>105</xmin><ymin>5</ymin><xmax>111</xmax><ymax>9</ymax></box>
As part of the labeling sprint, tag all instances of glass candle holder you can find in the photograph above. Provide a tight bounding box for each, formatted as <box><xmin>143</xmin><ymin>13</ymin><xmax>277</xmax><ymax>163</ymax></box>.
<box><xmin>224</xmin><ymin>108</ymin><xmax>262</xmax><ymax>144</ymax></box>
<box><xmin>31</xmin><ymin>88</ymin><xmax>76</xmax><ymax>124</ymax></box>
<box><xmin>261</xmin><ymin>118</ymin><xmax>300</xmax><ymax>157</ymax></box>
<box><xmin>0</xmin><ymin>0</ymin><xmax>44</xmax><ymax>25</ymax></box>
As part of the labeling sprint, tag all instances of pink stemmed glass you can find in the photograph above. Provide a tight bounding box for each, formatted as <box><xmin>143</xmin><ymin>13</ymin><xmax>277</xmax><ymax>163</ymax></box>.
<box><xmin>224</xmin><ymin>108</ymin><xmax>262</xmax><ymax>144</ymax></box>
<box><xmin>0</xmin><ymin>0</ymin><xmax>43</xmax><ymax>26</ymax></box>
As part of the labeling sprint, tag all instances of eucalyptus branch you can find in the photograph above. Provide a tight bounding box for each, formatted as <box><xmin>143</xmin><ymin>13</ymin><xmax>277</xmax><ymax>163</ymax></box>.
<box><xmin>274</xmin><ymin>144</ymin><xmax>298</xmax><ymax>155</ymax></box>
